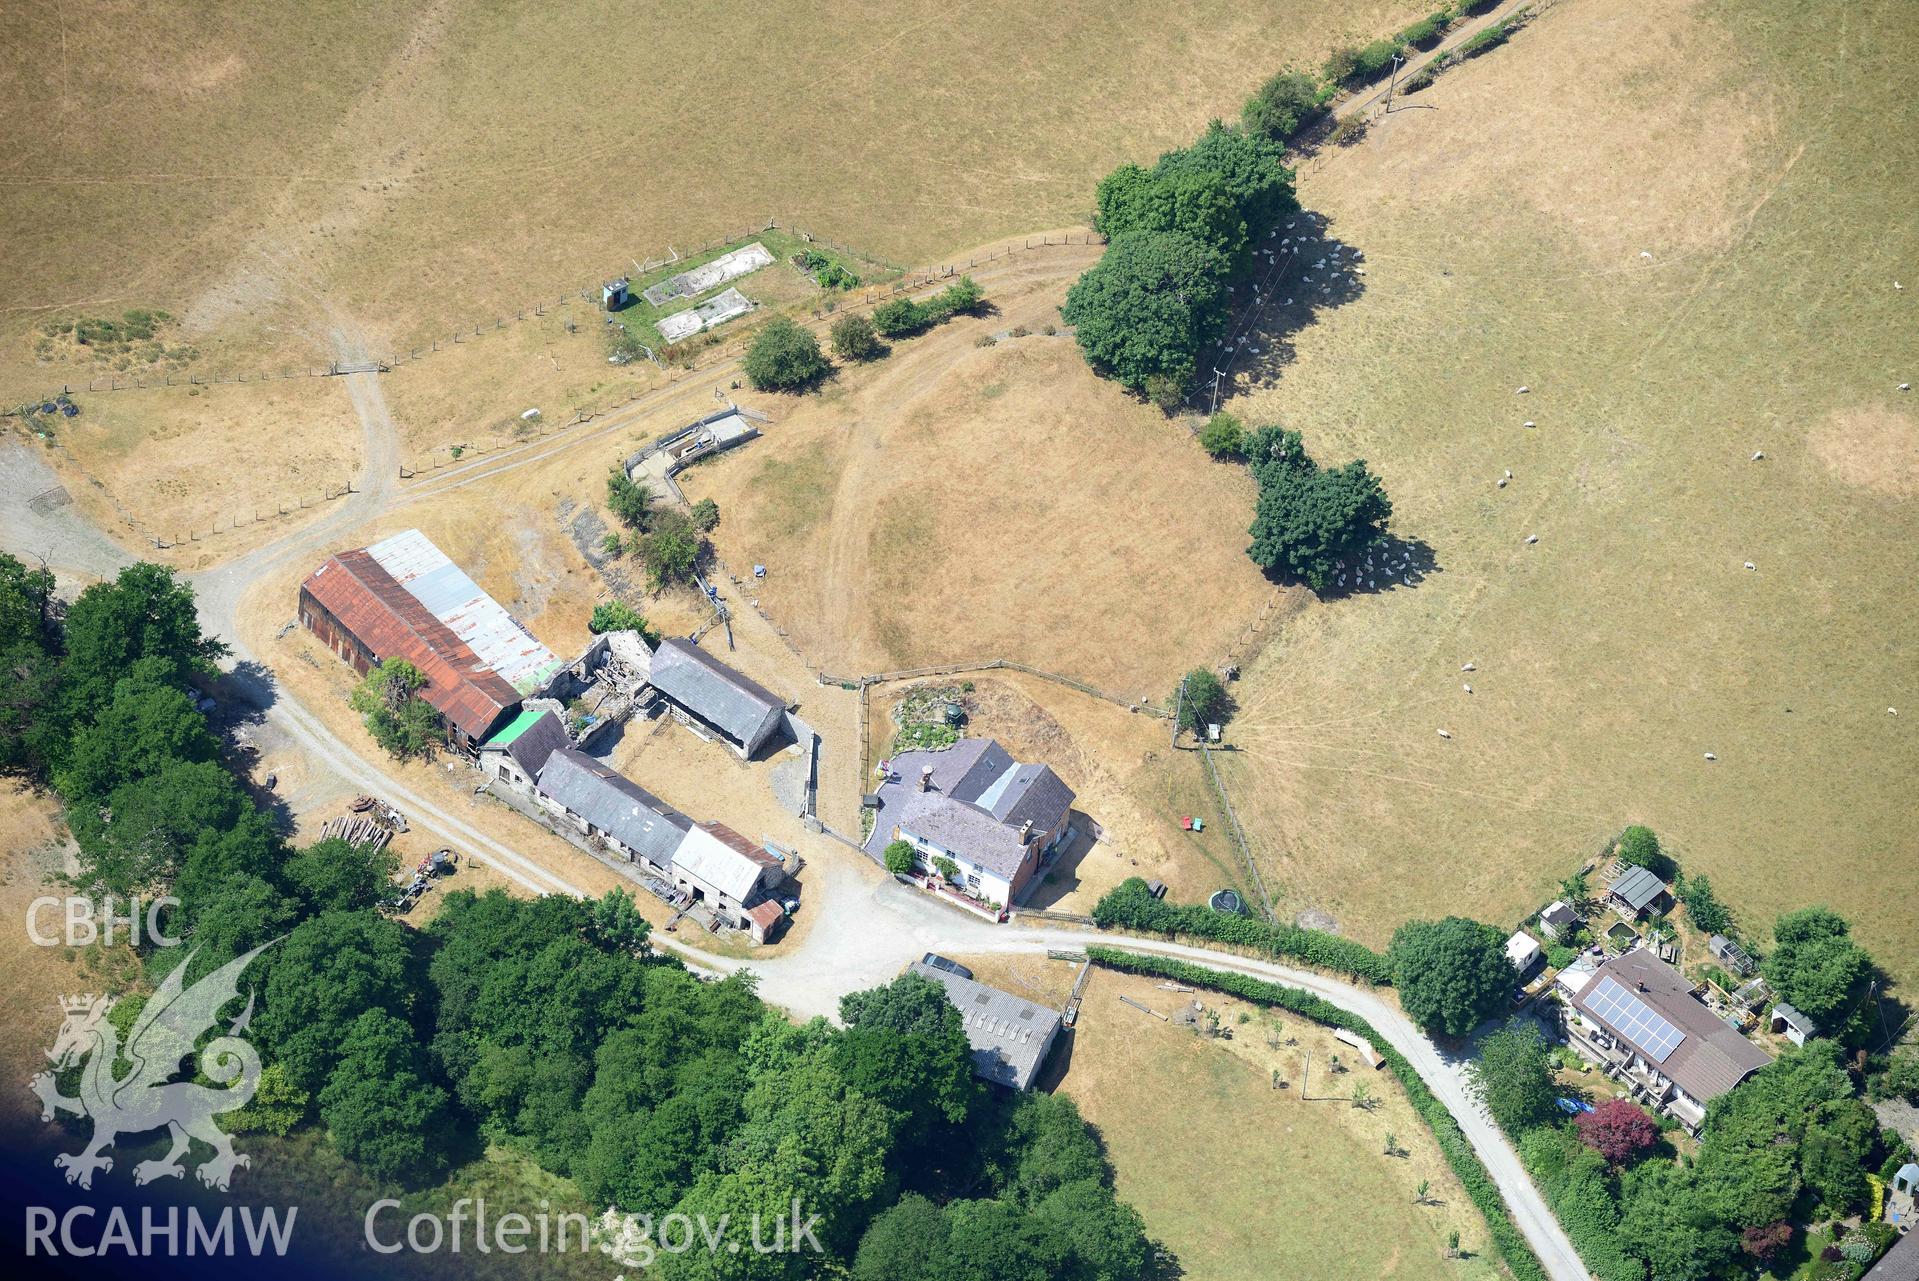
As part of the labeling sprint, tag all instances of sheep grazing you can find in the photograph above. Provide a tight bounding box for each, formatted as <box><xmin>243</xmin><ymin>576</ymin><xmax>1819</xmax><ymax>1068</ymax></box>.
<box><xmin>1744</xmin><ymin>561</ymin><xmax>1756</xmax><ymax>571</ymax></box>
<box><xmin>1525</xmin><ymin>534</ymin><xmax>1539</xmax><ymax>544</ymax></box>
<box><xmin>1516</xmin><ymin>386</ymin><xmax>1530</xmax><ymax>394</ymax></box>
<box><xmin>1640</xmin><ymin>250</ymin><xmax>1653</xmax><ymax>260</ymax></box>
<box><xmin>1901</xmin><ymin>383</ymin><xmax>1911</xmax><ymax>392</ymax></box>
<box><xmin>1497</xmin><ymin>477</ymin><xmax>1509</xmax><ymax>488</ymax></box>
<box><xmin>1505</xmin><ymin>469</ymin><xmax>1514</xmax><ymax>480</ymax></box>
<box><xmin>1461</xmin><ymin>663</ymin><xmax>1476</xmax><ymax>672</ymax></box>
<box><xmin>1524</xmin><ymin>421</ymin><xmax>1537</xmax><ymax>429</ymax></box>
<box><xmin>1462</xmin><ymin>684</ymin><xmax>1473</xmax><ymax>694</ymax></box>
<box><xmin>1752</xmin><ymin>450</ymin><xmax>1765</xmax><ymax>461</ymax></box>
<box><xmin>1703</xmin><ymin>752</ymin><xmax>1717</xmax><ymax>761</ymax></box>
<box><xmin>1889</xmin><ymin>708</ymin><xmax>1898</xmax><ymax>716</ymax></box>
<box><xmin>1437</xmin><ymin>729</ymin><xmax>1453</xmax><ymax>739</ymax></box>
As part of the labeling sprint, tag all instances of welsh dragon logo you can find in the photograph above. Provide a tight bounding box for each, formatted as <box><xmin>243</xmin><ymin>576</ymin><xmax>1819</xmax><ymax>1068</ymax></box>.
<box><xmin>29</xmin><ymin>943</ymin><xmax>275</xmax><ymax>1191</ymax></box>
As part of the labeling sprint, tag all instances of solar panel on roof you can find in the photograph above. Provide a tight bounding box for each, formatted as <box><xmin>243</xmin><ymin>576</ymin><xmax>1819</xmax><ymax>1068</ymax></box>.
<box><xmin>1587</xmin><ymin>976</ymin><xmax>1686</xmax><ymax>1062</ymax></box>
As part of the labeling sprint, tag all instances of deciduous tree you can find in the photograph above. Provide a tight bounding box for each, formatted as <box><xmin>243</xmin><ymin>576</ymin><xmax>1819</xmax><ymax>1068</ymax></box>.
<box><xmin>744</xmin><ymin>317</ymin><xmax>829</xmax><ymax>391</ymax></box>
<box><xmin>1387</xmin><ymin>916</ymin><xmax>1513</xmax><ymax>1037</ymax></box>
<box><xmin>349</xmin><ymin>658</ymin><xmax>440</xmax><ymax>760</ymax></box>
<box><xmin>1062</xmin><ymin>230</ymin><xmax>1229</xmax><ymax>395</ymax></box>
<box><xmin>1576</xmin><ymin>1097</ymin><xmax>1661</xmax><ymax>1166</ymax></box>
<box><xmin>1468</xmin><ymin>1019</ymin><xmax>1560</xmax><ymax>1135</ymax></box>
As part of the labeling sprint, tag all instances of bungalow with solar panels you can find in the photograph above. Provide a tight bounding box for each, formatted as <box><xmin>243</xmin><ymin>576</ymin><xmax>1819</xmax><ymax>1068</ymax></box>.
<box><xmin>1560</xmin><ymin>948</ymin><xmax>1772</xmax><ymax>1131</ymax></box>
<box><xmin>1606</xmin><ymin>864</ymin><xmax>1674</xmax><ymax>920</ymax></box>
<box><xmin>644</xmin><ymin>636</ymin><xmax>788</xmax><ymax>759</ymax></box>
<box><xmin>908</xmin><ymin>960</ymin><xmax>1062</xmax><ymax>1090</ymax></box>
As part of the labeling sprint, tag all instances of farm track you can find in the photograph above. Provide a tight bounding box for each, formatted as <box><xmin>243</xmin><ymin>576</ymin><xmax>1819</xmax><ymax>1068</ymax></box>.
<box><xmin>7</xmin><ymin>230</ymin><xmax>1584</xmax><ymax>1281</ymax></box>
<box><xmin>399</xmin><ymin>241</ymin><xmax>1102</xmax><ymax>503</ymax></box>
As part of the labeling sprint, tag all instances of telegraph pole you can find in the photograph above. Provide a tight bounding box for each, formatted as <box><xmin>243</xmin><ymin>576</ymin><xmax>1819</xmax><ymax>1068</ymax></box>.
<box><xmin>1385</xmin><ymin>54</ymin><xmax>1404</xmax><ymax>113</ymax></box>
<box><xmin>1208</xmin><ymin>367</ymin><xmax>1227</xmax><ymax>416</ymax></box>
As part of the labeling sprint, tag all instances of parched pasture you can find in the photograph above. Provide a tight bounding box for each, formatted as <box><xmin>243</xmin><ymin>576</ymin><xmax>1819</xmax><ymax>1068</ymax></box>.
<box><xmin>1203</xmin><ymin>0</ymin><xmax>1919</xmax><ymax>984</ymax></box>
<box><xmin>0</xmin><ymin>0</ymin><xmax>1431</xmax><ymax>388</ymax></box>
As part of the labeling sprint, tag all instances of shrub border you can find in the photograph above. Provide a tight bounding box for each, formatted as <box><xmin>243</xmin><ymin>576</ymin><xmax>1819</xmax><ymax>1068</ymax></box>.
<box><xmin>1085</xmin><ymin>946</ymin><xmax>1549</xmax><ymax>1281</ymax></box>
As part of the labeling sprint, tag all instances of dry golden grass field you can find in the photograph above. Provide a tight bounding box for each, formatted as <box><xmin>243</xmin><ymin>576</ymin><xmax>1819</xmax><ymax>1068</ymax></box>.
<box><xmin>1193</xmin><ymin>0</ymin><xmax>1919</xmax><ymax>983</ymax></box>
<box><xmin>954</xmin><ymin>957</ymin><xmax>1502</xmax><ymax>1281</ymax></box>
<box><xmin>0</xmin><ymin>0</ymin><xmax>1427</xmax><ymax>385</ymax></box>
<box><xmin>678</xmin><ymin>265</ymin><xmax>1280</xmax><ymax>695</ymax></box>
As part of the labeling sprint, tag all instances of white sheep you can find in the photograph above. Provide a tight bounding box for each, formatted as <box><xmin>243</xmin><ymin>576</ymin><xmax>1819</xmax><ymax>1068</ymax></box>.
<box><xmin>1901</xmin><ymin>383</ymin><xmax>1911</xmax><ymax>392</ymax></box>
<box><xmin>1497</xmin><ymin>477</ymin><xmax>1509</xmax><ymax>488</ymax></box>
<box><xmin>1505</xmin><ymin>469</ymin><xmax>1514</xmax><ymax>480</ymax></box>
<box><xmin>1437</xmin><ymin>729</ymin><xmax>1452</xmax><ymax>739</ymax></box>
<box><xmin>1888</xmin><ymin>708</ymin><xmax>1897</xmax><ymax>715</ymax></box>
<box><xmin>1525</xmin><ymin>534</ymin><xmax>1539</xmax><ymax>544</ymax></box>
<box><xmin>1462</xmin><ymin>684</ymin><xmax>1473</xmax><ymax>694</ymax></box>
<box><xmin>1640</xmin><ymin>250</ymin><xmax>1653</xmax><ymax>259</ymax></box>
<box><xmin>1461</xmin><ymin>663</ymin><xmax>1476</xmax><ymax>672</ymax></box>
<box><xmin>1752</xmin><ymin>450</ymin><xmax>1765</xmax><ymax>461</ymax></box>
<box><xmin>1744</xmin><ymin>561</ymin><xmax>1756</xmax><ymax>571</ymax></box>
<box><xmin>1524</xmin><ymin>420</ymin><xmax>1537</xmax><ymax>429</ymax></box>
<box><xmin>1703</xmin><ymin>752</ymin><xmax>1717</xmax><ymax>761</ymax></box>
<box><xmin>1516</xmin><ymin>386</ymin><xmax>1530</xmax><ymax>394</ymax></box>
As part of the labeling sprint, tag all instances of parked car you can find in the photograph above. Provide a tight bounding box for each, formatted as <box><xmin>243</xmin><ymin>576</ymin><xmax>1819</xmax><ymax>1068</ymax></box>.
<box><xmin>921</xmin><ymin>953</ymin><xmax>973</xmax><ymax>981</ymax></box>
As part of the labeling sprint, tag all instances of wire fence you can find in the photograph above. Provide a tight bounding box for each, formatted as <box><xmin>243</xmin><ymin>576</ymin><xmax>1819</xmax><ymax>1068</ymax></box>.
<box><xmin>395</xmin><ymin>229</ymin><xmax>1104</xmax><ymax>476</ymax></box>
<box><xmin>149</xmin><ymin>480</ymin><xmax>358</xmax><ymax>549</ymax></box>
<box><xmin>818</xmin><ymin>658</ymin><xmax>1170</xmax><ymax>719</ymax></box>
<box><xmin>9</xmin><ymin>219</ymin><xmax>1101</xmax><ymax>415</ymax></box>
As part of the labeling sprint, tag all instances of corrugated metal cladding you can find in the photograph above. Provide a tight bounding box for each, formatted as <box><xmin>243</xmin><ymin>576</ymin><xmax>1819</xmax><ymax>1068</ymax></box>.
<box><xmin>301</xmin><ymin>552</ymin><xmax>521</xmax><ymax>741</ymax></box>
<box><xmin>366</xmin><ymin>529</ymin><xmax>562</xmax><ymax>696</ymax></box>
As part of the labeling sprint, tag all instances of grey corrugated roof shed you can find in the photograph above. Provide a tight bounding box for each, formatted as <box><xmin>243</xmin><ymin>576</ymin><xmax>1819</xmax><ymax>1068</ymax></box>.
<box><xmin>648</xmin><ymin>638</ymin><xmax>784</xmax><ymax>750</ymax></box>
<box><xmin>537</xmin><ymin>748</ymin><xmax>690</xmax><ymax>868</ymax></box>
<box><xmin>1610</xmin><ymin>865</ymin><xmax>1670</xmax><ymax>912</ymax></box>
<box><xmin>1571</xmin><ymin>949</ymin><xmax>1771</xmax><ymax>1106</ymax></box>
<box><xmin>909</xmin><ymin>962</ymin><xmax>1061</xmax><ymax>1089</ymax></box>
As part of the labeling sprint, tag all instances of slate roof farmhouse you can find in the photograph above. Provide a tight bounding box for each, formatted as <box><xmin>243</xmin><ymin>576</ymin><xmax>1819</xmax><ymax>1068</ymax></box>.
<box><xmin>865</xmin><ymin>738</ymin><xmax>1075</xmax><ymax>909</ymax></box>
<box><xmin>1559</xmin><ymin>948</ymin><xmax>1772</xmax><ymax>1131</ymax></box>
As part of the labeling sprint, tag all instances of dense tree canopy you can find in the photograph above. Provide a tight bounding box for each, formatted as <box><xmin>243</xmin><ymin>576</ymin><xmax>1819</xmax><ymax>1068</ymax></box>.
<box><xmin>281</xmin><ymin>837</ymin><xmax>399</xmax><ymax>916</ymax></box>
<box><xmin>318</xmin><ymin>1008</ymin><xmax>452</xmax><ymax>1185</ymax></box>
<box><xmin>58</xmin><ymin>562</ymin><xmax>225</xmax><ymax>728</ymax></box>
<box><xmin>1387</xmin><ymin>916</ymin><xmax>1514</xmax><ymax>1036</ymax></box>
<box><xmin>349</xmin><ymin>658</ymin><xmax>440</xmax><ymax>760</ymax></box>
<box><xmin>1467</xmin><ymin>1019</ymin><xmax>1558</xmax><ymax>1134</ymax></box>
<box><xmin>1245</xmin><ymin>426</ymin><xmax>1393</xmax><ymax>590</ymax></box>
<box><xmin>744</xmin><ymin>316</ymin><xmax>830</xmax><ymax>391</ymax></box>
<box><xmin>1061</xmin><ymin>229</ymin><xmax>1230</xmax><ymax>394</ymax></box>
<box><xmin>1762</xmin><ymin>907</ymin><xmax>1875</xmax><ymax>1038</ymax></box>
<box><xmin>258</xmin><ymin>909</ymin><xmax>420</xmax><ymax>1093</ymax></box>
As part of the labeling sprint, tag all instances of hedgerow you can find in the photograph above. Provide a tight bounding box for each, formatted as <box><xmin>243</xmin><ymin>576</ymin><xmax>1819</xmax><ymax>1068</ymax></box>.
<box><xmin>871</xmin><ymin>276</ymin><xmax>984</xmax><ymax>338</ymax></box>
<box><xmin>1092</xmin><ymin>878</ymin><xmax>1391</xmax><ymax>983</ymax></box>
<box><xmin>1085</xmin><ymin>948</ymin><xmax>1548</xmax><ymax>1281</ymax></box>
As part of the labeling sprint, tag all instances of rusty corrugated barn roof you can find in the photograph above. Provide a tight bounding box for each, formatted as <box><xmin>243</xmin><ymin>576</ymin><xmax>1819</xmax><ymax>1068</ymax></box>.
<box><xmin>303</xmin><ymin>549</ymin><xmax>521</xmax><ymax>740</ymax></box>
